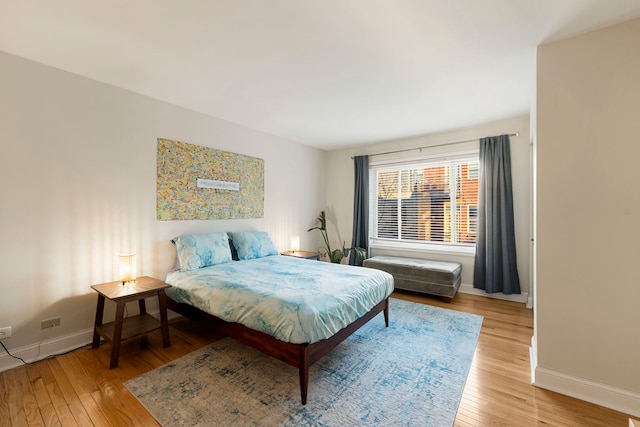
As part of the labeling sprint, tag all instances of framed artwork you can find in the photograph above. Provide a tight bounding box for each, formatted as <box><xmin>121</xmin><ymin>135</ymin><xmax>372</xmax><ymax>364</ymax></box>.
<box><xmin>157</xmin><ymin>138</ymin><xmax>264</xmax><ymax>220</ymax></box>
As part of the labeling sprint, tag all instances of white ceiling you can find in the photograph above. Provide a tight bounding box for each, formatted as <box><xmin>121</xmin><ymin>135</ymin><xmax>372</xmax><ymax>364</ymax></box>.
<box><xmin>2</xmin><ymin>1</ymin><xmax>640</xmax><ymax>150</ymax></box>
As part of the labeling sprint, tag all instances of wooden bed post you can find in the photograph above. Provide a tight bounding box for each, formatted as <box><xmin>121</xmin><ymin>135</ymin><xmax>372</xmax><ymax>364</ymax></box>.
<box><xmin>299</xmin><ymin>346</ymin><xmax>309</xmax><ymax>405</ymax></box>
<box><xmin>384</xmin><ymin>298</ymin><xmax>389</xmax><ymax>327</ymax></box>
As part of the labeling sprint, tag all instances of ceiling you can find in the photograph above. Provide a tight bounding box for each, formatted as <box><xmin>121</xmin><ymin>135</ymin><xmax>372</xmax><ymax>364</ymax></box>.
<box><xmin>2</xmin><ymin>1</ymin><xmax>640</xmax><ymax>150</ymax></box>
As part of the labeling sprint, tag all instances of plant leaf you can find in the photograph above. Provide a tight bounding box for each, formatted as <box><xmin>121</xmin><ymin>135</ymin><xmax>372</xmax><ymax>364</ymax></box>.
<box><xmin>353</xmin><ymin>247</ymin><xmax>368</xmax><ymax>266</ymax></box>
<box><xmin>329</xmin><ymin>249</ymin><xmax>344</xmax><ymax>263</ymax></box>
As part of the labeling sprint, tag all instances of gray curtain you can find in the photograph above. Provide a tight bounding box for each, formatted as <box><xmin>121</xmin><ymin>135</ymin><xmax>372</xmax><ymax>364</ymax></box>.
<box><xmin>349</xmin><ymin>155</ymin><xmax>369</xmax><ymax>265</ymax></box>
<box><xmin>473</xmin><ymin>135</ymin><xmax>521</xmax><ymax>294</ymax></box>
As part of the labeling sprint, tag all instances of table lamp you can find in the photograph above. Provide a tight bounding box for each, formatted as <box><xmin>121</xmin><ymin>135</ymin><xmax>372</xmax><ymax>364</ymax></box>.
<box><xmin>291</xmin><ymin>235</ymin><xmax>300</xmax><ymax>253</ymax></box>
<box><xmin>119</xmin><ymin>254</ymin><xmax>136</xmax><ymax>285</ymax></box>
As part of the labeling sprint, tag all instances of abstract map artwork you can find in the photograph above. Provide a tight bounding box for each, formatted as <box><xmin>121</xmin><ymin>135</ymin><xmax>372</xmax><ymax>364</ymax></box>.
<box><xmin>157</xmin><ymin>138</ymin><xmax>264</xmax><ymax>220</ymax></box>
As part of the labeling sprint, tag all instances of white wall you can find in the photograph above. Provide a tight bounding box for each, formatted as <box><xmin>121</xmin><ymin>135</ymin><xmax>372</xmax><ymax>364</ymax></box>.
<box><xmin>535</xmin><ymin>17</ymin><xmax>640</xmax><ymax>415</ymax></box>
<box><xmin>325</xmin><ymin>115</ymin><xmax>531</xmax><ymax>301</ymax></box>
<box><xmin>0</xmin><ymin>51</ymin><xmax>326</xmax><ymax>368</ymax></box>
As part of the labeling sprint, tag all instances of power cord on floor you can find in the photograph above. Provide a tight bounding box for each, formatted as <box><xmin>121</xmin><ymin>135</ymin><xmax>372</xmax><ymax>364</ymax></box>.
<box><xmin>0</xmin><ymin>340</ymin><xmax>27</xmax><ymax>365</ymax></box>
<box><xmin>0</xmin><ymin>337</ymin><xmax>93</xmax><ymax>367</ymax></box>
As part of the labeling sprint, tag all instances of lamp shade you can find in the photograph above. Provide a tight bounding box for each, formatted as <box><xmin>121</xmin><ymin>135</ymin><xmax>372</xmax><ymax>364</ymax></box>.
<box><xmin>119</xmin><ymin>254</ymin><xmax>136</xmax><ymax>284</ymax></box>
<box><xmin>291</xmin><ymin>235</ymin><xmax>300</xmax><ymax>252</ymax></box>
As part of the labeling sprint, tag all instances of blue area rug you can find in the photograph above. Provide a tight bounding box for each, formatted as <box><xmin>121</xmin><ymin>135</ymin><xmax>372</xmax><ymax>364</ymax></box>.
<box><xmin>125</xmin><ymin>298</ymin><xmax>482</xmax><ymax>426</ymax></box>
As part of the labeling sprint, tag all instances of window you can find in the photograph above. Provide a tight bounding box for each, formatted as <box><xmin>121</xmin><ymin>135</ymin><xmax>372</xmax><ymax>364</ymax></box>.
<box><xmin>467</xmin><ymin>204</ymin><xmax>478</xmax><ymax>242</ymax></box>
<box><xmin>370</xmin><ymin>157</ymin><xmax>479</xmax><ymax>249</ymax></box>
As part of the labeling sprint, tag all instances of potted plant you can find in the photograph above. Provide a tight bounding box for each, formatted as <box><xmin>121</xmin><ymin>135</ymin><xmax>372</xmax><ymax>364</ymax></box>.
<box><xmin>307</xmin><ymin>211</ymin><xmax>367</xmax><ymax>265</ymax></box>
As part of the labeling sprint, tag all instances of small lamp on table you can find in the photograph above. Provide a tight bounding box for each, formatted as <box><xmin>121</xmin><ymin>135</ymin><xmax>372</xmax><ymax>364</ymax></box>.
<box><xmin>119</xmin><ymin>253</ymin><xmax>136</xmax><ymax>285</ymax></box>
<box><xmin>290</xmin><ymin>235</ymin><xmax>300</xmax><ymax>254</ymax></box>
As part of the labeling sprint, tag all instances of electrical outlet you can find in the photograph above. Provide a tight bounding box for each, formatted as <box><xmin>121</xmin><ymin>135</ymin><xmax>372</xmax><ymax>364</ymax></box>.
<box><xmin>0</xmin><ymin>326</ymin><xmax>11</xmax><ymax>339</ymax></box>
<box><xmin>40</xmin><ymin>317</ymin><xmax>61</xmax><ymax>329</ymax></box>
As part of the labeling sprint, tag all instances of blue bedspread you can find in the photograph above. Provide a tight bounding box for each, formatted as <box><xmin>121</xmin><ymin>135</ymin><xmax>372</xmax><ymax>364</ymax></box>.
<box><xmin>165</xmin><ymin>255</ymin><xmax>394</xmax><ymax>344</ymax></box>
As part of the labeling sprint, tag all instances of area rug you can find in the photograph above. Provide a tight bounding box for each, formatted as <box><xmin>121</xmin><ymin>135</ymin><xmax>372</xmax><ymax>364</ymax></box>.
<box><xmin>125</xmin><ymin>298</ymin><xmax>482</xmax><ymax>426</ymax></box>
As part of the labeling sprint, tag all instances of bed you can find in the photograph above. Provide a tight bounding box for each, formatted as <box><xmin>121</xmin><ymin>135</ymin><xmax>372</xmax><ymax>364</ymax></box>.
<box><xmin>164</xmin><ymin>231</ymin><xmax>394</xmax><ymax>404</ymax></box>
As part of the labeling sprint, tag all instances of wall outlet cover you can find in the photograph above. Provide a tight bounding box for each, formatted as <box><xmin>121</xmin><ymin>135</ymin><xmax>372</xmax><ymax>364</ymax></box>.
<box><xmin>41</xmin><ymin>317</ymin><xmax>61</xmax><ymax>329</ymax></box>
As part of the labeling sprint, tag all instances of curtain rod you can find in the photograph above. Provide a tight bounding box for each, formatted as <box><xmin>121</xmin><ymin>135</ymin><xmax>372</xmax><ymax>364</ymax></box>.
<box><xmin>351</xmin><ymin>132</ymin><xmax>519</xmax><ymax>159</ymax></box>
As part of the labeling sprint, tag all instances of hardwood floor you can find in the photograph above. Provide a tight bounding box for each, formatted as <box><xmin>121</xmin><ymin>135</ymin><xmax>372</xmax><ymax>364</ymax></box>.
<box><xmin>0</xmin><ymin>292</ymin><xmax>632</xmax><ymax>426</ymax></box>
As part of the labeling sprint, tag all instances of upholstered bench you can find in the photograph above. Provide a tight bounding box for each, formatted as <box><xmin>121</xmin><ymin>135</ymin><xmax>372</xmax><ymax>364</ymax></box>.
<box><xmin>363</xmin><ymin>255</ymin><xmax>462</xmax><ymax>302</ymax></box>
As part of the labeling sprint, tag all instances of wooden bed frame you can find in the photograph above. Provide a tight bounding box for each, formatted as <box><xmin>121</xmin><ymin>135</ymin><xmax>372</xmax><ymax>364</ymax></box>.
<box><xmin>166</xmin><ymin>296</ymin><xmax>390</xmax><ymax>404</ymax></box>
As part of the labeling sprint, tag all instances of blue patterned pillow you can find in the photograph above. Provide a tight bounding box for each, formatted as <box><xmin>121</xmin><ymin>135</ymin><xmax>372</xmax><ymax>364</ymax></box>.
<box><xmin>230</xmin><ymin>231</ymin><xmax>279</xmax><ymax>260</ymax></box>
<box><xmin>173</xmin><ymin>232</ymin><xmax>233</xmax><ymax>271</ymax></box>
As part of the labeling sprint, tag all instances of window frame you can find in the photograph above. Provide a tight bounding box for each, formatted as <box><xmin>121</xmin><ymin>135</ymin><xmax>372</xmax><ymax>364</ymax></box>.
<box><xmin>368</xmin><ymin>150</ymin><xmax>478</xmax><ymax>256</ymax></box>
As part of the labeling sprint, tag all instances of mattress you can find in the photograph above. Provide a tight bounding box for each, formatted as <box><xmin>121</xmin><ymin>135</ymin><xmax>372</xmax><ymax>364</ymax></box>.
<box><xmin>165</xmin><ymin>255</ymin><xmax>394</xmax><ymax>344</ymax></box>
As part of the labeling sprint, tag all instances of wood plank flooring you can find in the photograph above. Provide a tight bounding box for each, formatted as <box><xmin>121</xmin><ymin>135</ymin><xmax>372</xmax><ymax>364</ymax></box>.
<box><xmin>0</xmin><ymin>292</ymin><xmax>632</xmax><ymax>426</ymax></box>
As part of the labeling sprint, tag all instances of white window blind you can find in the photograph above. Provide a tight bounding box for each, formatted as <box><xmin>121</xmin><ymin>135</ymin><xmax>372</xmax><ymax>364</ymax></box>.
<box><xmin>371</xmin><ymin>158</ymin><xmax>479</xmax><ymax>247</ymax></box>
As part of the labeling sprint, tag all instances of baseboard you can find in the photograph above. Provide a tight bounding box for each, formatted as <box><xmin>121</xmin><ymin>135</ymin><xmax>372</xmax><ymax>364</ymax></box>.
<box><xmin>0</xmin><ymin>328</ymin><xmax>94</xmax><ymax>373</ymax></box>
<box><xmin>531</xmin><ymin>335</ymin><xmax>640</xmax><ymax>417</ymax></box>
<box><xmin>458</xmin><ymin>283</ymin><xmax>530</xmax><ymax>306</ymax></box>
<box><xmin>533</xmin><ymin>366</ymin><xmax>640</xmax><ymax>418</ymax></box>
<box><xmin>0</xmin><ymin>309</ymin><xmax>181</xmax><ymax>373</ymax></box>
<box><xmin>529</xmin><ymin>335</ymin><xmax>537</xmax><ymax>382</ymax></box>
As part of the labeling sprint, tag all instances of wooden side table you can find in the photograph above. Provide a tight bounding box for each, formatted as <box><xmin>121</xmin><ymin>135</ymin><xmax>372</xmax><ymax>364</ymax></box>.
<box><xmin>91</xmin><ymin>276</ymin><xmax>171</xmax><ymax>368</ymax></box>
<box><xmin>281</xmin><ymin>250</ymin><xmax>321</xmax><ymax>260</ymax></box>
